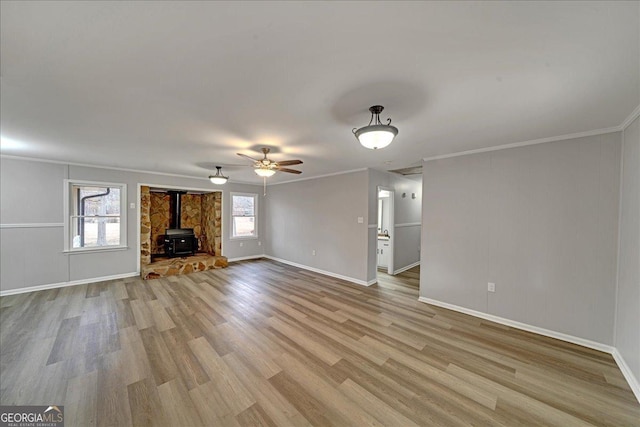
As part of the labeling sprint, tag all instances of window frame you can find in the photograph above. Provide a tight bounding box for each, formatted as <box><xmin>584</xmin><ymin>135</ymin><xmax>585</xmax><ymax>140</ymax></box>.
<box><xmin>230</xmin><ymin>192</ymin><xmax>258</xmax><ymax>240</ymax></box>
<box><xmin>63</xmin><ymin>179</ymin><xmax>128</xmax><ymax>253</ymax></box>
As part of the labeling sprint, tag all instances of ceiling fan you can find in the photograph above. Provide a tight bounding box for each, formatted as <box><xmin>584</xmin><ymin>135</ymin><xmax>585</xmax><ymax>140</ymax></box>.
<box><xmin>237</xmin><ymin>147</ymin><xmax>303</xmax><ymax>177</ymax></box>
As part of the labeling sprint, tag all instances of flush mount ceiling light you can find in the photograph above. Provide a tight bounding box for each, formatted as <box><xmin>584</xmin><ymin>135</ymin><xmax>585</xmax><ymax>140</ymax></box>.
<box><xmin>209</xmin><ymin>166</ymin><xmax>229</xmax><ymax>184</ymax></box>
<box><xmin>352</xmin><ymin>105</ymin><xmax>398</xmax><ymax>150</ymax></box>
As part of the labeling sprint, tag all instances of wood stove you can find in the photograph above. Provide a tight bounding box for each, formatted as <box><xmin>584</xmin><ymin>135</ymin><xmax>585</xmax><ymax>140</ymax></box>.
<box><xmin>164</xmin><ymin>228</ymin><xmax>198</xmax><ymax>257</ymax></box>
<box><xmin>164</xmin><ymin>190</ymin><xmax>198</xmax><ymax>257</ymax></box>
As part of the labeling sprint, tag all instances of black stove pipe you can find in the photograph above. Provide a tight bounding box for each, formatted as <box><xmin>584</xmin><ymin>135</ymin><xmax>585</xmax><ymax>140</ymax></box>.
<box><xmin>167</xmin><ymin>190</ymin><xmax>186</xmax><ymax>229</ymax></box>
<box><xmin>78</xmin><ymin>187</ymin><xmax>110</xmax><ymax>247</ymax></box>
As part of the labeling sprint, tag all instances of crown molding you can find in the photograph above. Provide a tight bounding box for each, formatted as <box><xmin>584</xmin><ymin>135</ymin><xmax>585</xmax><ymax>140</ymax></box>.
<box><xmin>0</xmin><ymin>154</ymin><xmax>259</xmax><ymax>185</ymax></box>
<box><xmin>621</xmin><ymin>104</ymin><xmax>640</xmax><ymax>130</ymax></box>
<box><xmin>4</xmin><ymin>104</ymin><xmax>638</xmax><ymax>180</ymax></box>
<box><xmin>423</xmin><ymin>126</ymin><xmax>621</xmax><ymax>162</ymax></box>
<box><xmin>268</xmin><ymin>168</ymin><xmax>368</xmax><ymax>186</ymax></box>
<box><xmin>0</xmin><ymin>153</ymin><xmax>365</xmax><ymax>187</ymax></box>
<box><xmin>423</xmin><ymin>105</ymin><xmax>640</xmax><ymax>163</ymax></box>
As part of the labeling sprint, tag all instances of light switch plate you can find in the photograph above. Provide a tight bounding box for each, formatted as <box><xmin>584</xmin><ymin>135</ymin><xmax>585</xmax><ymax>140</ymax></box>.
<box><xmin>357</xmin><ymin>217</ymin><xmax>364</xmax><ymax>224</ymax></box>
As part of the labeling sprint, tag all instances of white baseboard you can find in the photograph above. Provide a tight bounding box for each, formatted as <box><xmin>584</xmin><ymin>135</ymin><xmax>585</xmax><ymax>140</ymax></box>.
<box><xmin>227</xmin><ymin>254</ymin><xmax>265</xmax><ymax>262</ymax></box>
<box><xmin>612</xmin><ymin>348</ymin><xmax>640</xmax><ymax>404</ymax></box>
<box><xmin>393</xmin><ymin>261</ymin><xmax>420</xmax><ymax>275</ymax></box>
<box><xmin>0</xmin><ymin>272</ymin><xmax>139</xmax><ymax>297</ymax></box>
<box><xmin>263</xmin><ymin>255</ymin><xmax>373</xmax><ymax>287</ymax></box>
<box><xmin>418</xmin><ymin>296</ymin><xmax>640</xmax><ymax>404</ymax></box>
<box><xmin>417</xmin><ymin>297</ymin><xmax>614</xmax><ymax>354</ymax></box>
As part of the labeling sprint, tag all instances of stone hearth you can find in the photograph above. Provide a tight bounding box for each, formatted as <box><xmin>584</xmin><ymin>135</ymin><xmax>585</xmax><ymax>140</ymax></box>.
<box><xmin>141</xmin><ymin>254</ymin><xmax>228</xmax><ymax>280</ymax></box>
<box><xmin>140</xmin><ymin>185</ymin><xmax>226</xmax><ymax>279</ymax></box>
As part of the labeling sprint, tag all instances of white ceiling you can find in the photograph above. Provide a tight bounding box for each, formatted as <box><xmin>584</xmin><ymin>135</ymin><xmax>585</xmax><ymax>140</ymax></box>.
<box><xmin>1</xmin><ymin>1</ymin><xmax>638</xmax><ymax>184</ymax></box>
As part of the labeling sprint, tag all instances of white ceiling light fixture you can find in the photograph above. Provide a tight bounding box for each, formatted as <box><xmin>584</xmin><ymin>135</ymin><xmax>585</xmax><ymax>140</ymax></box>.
<box><xmin>209</xmin><ymin>166</ymin><xmax>229</xmax><ymax>184</ymax></box>
<box><xmin>353</xmin><ymin>105</ymin><xmax>398</xmax><ymax>150</ymax></box>
<box><xmin>254</xmin><ymin>167</ymin><xmax>276</xmax><ymax>177</ymax></box>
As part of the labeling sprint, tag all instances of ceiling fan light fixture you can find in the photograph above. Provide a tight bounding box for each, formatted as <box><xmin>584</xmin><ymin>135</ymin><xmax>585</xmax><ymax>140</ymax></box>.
<box><xmin>254</xmin><ymin>167</ymin><xmax>276</xmax><ymax>178</ymax></box>
<box><xmin>238</xmin><ymin>148</ymin><xmax>302</xmax><ymax>180</ymax></box>
<box><xmin>209</xmin><ymin>166</ymin><xmax>229</xmax><ymax>184</ymax></box>
<box><xmin>353</xmin><ymin>105</ymin><xmax>398</xmax><ymax>150</ymax></box>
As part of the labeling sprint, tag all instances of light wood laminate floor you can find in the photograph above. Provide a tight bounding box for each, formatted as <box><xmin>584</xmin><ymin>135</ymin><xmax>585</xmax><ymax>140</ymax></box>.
<box><xmin>1</xmin><ymin>260</ymin><xmax>638</xmax><ymax>426</ymax></box>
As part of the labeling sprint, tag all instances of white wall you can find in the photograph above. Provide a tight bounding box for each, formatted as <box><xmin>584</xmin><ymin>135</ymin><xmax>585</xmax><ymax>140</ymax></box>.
<box><xmin>263</xmin><ymin>170</ymin><xmax>370</xmax><ymax>283</ymax></box>
<box><xmin>421</xmin><ymin>132</ymin><xmax>621</xmax><ymax>345</ymax></box>
<box><xmin>391</xmin><ymin>175</ymin><xmax>422</xmax><ymax>273</ymax></box>
<box><xmin>378</xmin><ymin>196</ymin><xmax>390</xmax><ymax>234</ymax></box>
<box><xmin>615</xmin><ymin>115</ymin><xmax>640</xmax><ymax>392</ymax></box>
<box><xmin>0</xmin><ymin>157</ymin><xmax>264</xmax><ymax>293</ymax></box>
<box><xmin>0</xmin><ymin>159</ymin><xmax>419</xmax><ymax>292</ymax></box>
<box><xmin>1</xmin><ymin>160</ymin><xmax>70</xmax><ymax>290</ymax></box>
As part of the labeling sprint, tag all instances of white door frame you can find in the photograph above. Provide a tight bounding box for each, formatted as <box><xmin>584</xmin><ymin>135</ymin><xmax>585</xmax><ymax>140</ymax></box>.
<box><xmin>377</xmin><ymin>186</ymin><xmax>394</xmax><ymax>275</ymax></box>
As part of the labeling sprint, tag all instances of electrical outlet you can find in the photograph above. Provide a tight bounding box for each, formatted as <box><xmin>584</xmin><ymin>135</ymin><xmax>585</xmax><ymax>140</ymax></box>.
<box><xmin>130</xmin><ymin>203</ymin><xmax>136</xmax><ymax>209</ymax></box>
<box><xmin>239</xmin><ymin>242</ymin><xmax>243</xmax><ymax>247</ymax></box>
<box><xmin>488</xmin><ymin>282</ymin><xmax>496</xmax><ymax>292</ymax></box>
<box><xmin>312</xmin><ymin>250</ymin><xmax>316</xmax><ymax>256</ymax></box>
<box><xmin>258</xmin><ymin>241</ymin><xmax>261</xmax><ymax>246</ymax></box>
<box><xmin>357</xmin><ymin>216</ymin><xmax>364</xmax><ymax>224</ymax></box>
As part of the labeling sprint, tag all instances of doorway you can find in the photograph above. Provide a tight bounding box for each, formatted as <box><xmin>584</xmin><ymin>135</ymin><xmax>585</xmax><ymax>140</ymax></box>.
<box><xmin>376</xmin><ymin>186</ymin><xmax>394</xmax><ymax>276</ymax></box>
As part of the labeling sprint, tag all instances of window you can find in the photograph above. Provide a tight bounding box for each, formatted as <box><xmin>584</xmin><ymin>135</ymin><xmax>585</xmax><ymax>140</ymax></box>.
<box><xmin>231</xmin><ymin>192</ymin><xmax>257</xmax><ymax>238</ymax></box>
<box><xmin>65</xmin><ymin>181</ymin><xmax>127</xmax><ymax>251</ymax></box>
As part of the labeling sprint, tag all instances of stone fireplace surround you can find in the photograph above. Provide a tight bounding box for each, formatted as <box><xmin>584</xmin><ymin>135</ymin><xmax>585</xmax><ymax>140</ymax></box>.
<box><xmin>140</xmin><ymin>186</ymin><xmax>227</xmax><ymax>279</ymax></box>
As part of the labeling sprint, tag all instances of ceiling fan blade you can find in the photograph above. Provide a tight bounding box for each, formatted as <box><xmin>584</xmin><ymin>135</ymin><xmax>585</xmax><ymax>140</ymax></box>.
<box><xmin>237</xmin><ymin>153</ymin><xmax>261</xmax><ymax>162</ymax></box>
<box><xmin>276</xmin><ymin>167</ymin><xmax>302</xmax><ymax>174</ymax></box>
<box><xmin>276</xmin><ymin>160</ymin><xmax>303</xmax><ymax>166</ymax></box>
